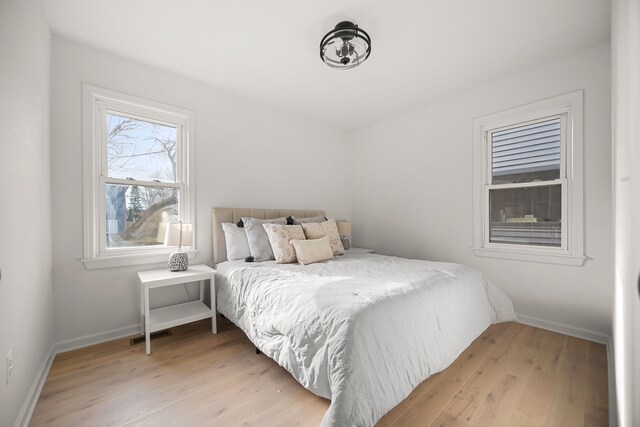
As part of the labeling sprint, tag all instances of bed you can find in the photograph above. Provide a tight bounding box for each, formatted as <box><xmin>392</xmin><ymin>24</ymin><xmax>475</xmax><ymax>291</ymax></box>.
<box><xmin>211</xmin><ymin>207</ymin><xmax>516</xmax><ymax>427</ymax></box>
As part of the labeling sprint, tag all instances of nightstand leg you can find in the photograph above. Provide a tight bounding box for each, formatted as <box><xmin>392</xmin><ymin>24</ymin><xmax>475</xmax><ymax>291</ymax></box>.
<box><xmin>210</xmin><ymin>274</ymin><xmax>217</xmax><ymax>334</ymax></box>
<box><xmin>139</xmin><ymin>283</ymin><xmax>144</xmax><ymax>335</ymax></box>
<box><xmin>199</xmin><ymin>280</ymin><xmax>204</xmax><ymax>302</ymax></box>
<box><xmin>145</xmin><ymin>285</ymin><xmax>151</xmax><ymax>355</ymax></box>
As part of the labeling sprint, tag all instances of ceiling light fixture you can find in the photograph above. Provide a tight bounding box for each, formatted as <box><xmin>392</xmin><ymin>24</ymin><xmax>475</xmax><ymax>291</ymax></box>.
<box><xmin>320</xmin><ymin>21</ymin><xmax>371</xmax><ymax>70</ymax></box>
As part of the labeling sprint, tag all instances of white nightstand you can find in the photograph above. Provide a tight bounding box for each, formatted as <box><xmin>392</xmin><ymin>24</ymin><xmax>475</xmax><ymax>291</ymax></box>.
<box><xmin>345</xmin><ymin>247</ymin><xmax>374</xmax><ymax>254</ymax></box>
<box><xmin>137</xmin><ymin>264</ymin><xmax>216</xmax><ymax>355</ymax></box>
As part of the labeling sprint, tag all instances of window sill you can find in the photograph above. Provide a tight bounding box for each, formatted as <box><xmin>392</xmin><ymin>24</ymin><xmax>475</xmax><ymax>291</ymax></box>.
<box><xmin>81</xmin><ymin>250</ymin><xmax>198</xmax><ymax>270</ymax></box>
<box><xmin>472</xmin><ymin>247</ymin><xmax>586</xmax><ymax>266</ymax></box>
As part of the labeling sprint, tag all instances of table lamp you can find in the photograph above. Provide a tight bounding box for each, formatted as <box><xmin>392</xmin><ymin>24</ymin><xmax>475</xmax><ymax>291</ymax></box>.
<box><xmin>336</xmin><ymin>220</ymin><xmax>352</xmax><ymax>250</ymax></box>
<box><xmin>164</xmin><ymin>221</ymin><xmax>193</xmax><ymax>271</ymax></box>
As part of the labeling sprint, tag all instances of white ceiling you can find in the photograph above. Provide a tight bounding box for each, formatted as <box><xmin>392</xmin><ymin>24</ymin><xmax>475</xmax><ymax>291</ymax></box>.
<box><xmin>41</xmin><ymin>0</ymin><xmax>610</xmax><ymax>130</ymax></box>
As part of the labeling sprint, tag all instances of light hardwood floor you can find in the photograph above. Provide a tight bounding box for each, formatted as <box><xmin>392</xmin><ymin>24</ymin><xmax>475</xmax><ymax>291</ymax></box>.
<box><xmin>31</xmin><ymin>318</ymin><xmax>608</xmax><ymax>426</ymax></box>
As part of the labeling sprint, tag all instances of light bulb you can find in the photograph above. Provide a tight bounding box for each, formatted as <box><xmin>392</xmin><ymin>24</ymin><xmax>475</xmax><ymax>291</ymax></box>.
<box><xmin>334</xmin><ymin>38</ymin><xmax>344</xmax><ymax>57</ymax></box>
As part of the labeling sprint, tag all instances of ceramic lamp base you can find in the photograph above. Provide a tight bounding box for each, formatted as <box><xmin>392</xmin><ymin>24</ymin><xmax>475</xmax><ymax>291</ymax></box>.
<box><xmin>341</xmin><ymin>237</ymin><xmax>351</xmax><ymax>250</ymax></box>
<box><xmin>168</xmin><ymin>251</ymin><xmax>189</xmax><ymax>271</ymax></box>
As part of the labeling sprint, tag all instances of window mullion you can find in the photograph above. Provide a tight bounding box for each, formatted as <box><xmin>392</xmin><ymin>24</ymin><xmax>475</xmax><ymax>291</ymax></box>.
<box><xmin>486</xmin><ymin>131</ymin><xmax>492</xmax><ymax>185</ymax></box>
<box><xmin>561</xmin><ymin>178</ymin><xmax>568</xmax><ymax>250</ymax></box>
<box><xmin>104</xmin><ymin>108</ymin><xmax>185</xmax><ymax>130</ymax></box>
<box><xmin>98</xmin><ymin>175</ymin><xmax>107</xmax><ymax>253</ymax></box>
<box><xmin>98</xmin><ymin>106</ymin><xmax>108</xmax><ymax>255</ymax></box>
<box><xmin>560</xmin><ymin>113</ymin><xmax>568</xmax><ymax>179</ymax></box>
<box><xmin>176</xmin><ymin>123</ymin><xmax>184</xmax><ymax>191</ymax></box>
<box><xmin>104</xmin><ymin>177</ymin><xmax>181</xmax><ymax>189</ymax></box>
<box><xmin>486</xmin><ymin>179</ymin><xmax>563</xmax><ymax>191</ymax></box>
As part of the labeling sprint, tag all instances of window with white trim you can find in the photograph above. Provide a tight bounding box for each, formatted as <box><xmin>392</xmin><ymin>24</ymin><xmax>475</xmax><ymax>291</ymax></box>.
<box><xmin>82</xmin><ymin>85</ymin><xmax>195</xmax><ymax>269</ymax></box>
<box><xmin>472</xmin><ymin>91</ymin><xmax>585</xmax><ymax>266</ymax></box>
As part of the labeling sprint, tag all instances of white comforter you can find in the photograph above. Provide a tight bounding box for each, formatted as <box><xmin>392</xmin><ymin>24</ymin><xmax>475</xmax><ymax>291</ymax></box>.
<box><xmin>216</xmin><ymin>252</ymin><xmax>515</xmax><ymax>427</ymax></box>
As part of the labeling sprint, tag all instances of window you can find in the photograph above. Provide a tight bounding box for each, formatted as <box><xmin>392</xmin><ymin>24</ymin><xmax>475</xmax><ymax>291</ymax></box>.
<box><xmin>82</xmin><ymin>85</ymin><xmax>195</xmax><ymax>269</ymax></box>
<box><xmin>472</xmin><ymin>91</ymin><xmax>584</xmax><ymax>266</ymax></box>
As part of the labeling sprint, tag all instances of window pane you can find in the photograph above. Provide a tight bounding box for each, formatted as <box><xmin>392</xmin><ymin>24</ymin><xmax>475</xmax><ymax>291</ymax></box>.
<box><xmin>105</xmin><ymin>183</ymin><xmax>178</xmax><ymax>248</ymax></box>
<box><xmin>492</xmin><ymin>117</ymin><xmax>561</xmax><ymax>184</ymax></box>
<box><xmin>106</xmin><ymin>114</ymin><xmax>177</xmax><ymax>182</ymax></box>
<box><xmin>489</xmin><ymin>185</ymin><xmax>561</xmax><ymax>247</ymax></box>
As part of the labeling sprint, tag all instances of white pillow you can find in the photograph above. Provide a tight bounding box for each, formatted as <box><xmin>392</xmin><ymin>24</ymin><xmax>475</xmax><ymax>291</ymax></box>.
<box><xmin>290</xmin><ymin>236</ymin><xmax>334</xmax><ymax>266</ymax></box>
<box><xmin>221</xmin><ymin>222</ymin><xmax>251</xmax><ymax>261</ymax></box>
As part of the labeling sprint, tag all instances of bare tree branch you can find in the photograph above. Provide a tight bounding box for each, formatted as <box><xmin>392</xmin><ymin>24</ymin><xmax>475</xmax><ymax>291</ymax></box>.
<box><xmin>151</xmin><ymin>137</ymin><xmax>177</xmax><ymax>180</ymax></box>
<box><xmin>120</xmin><ymin>194</ymin><xmax>177</xmax><ymax>241</ymax></box>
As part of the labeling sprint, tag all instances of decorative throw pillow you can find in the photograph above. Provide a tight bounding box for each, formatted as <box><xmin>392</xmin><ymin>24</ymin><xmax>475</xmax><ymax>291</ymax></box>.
<box><xmin>221</xmin><ymin>222</ymin><xmax>251</xmax><ymax>261</ymax></box>
<box><xmin>290</xmin><ymin>236</ymin><xmax>334</xmax><ymax>265</ymax></box>
<box><xmin>242</xmin><ymin>217</ymin><xmax>287</xmax><ymax>261</ymax></box>
<box><xmin>291</xmin><ymin>215</ymin><xmax>327</xmax><ymax>225</ymax></box>
<box><xmin>301</xmin><ymin>218</ymin><xmax>345</xmax><ymax>256</ymax></box>
<box><xmin>263</xmin><ymin>224</ymin><xmax>305</xmax><ymax>264</ymax></box>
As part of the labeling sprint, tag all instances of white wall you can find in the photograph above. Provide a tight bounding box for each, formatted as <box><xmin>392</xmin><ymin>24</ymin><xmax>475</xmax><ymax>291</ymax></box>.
<box><xmin>612</xmin><ymin>0</ymin><xmax>640</xmax><ymax>424</ymax></box>
<box><xmin>350</xmin><ymin>43</ymin><xmax>613</xmax><ymax>337</ymax></box>
<box><xmin>50</xmin><ymin>37</ymin><xmax>351</xmax><ymax>344</ymax></box>
<box><xmin>0</xmin><ymin>0</ymin><xmax>53</xmax><ymax>425</ymax></box>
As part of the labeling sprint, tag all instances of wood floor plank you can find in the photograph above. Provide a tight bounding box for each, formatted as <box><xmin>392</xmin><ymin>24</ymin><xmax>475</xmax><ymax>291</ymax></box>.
<box><xmin>469</xmin><ymin>324</ymin><xmax>543</xmax><ymax>427</ymax></box>
<box><xmin>34</xmin><ymin>338</ymin><xmax>256</xmax><ymax>425</ymax></box>
<box><xmin>124</xmin><ymin>355</ymin><xmax>283</xmax><ymax>426</ymax></box>
<box><xmin>507</xmin><ymin>330</ymin><xmax>568</xmax><ymax>427</ymax></box>
<box><xmin>469</xmin><ymin>372</ymin><xmax>524</xmax><ymax>427</ymax></box>
<box><xmin>429</xmin><ymin>323</ymin><xmax>523</xmax><ymax>426</ymax></box>
<box><xmin>545</xmin><ymin>336</ymin><xmax>590</xmax><ymax>427</ymax></box>
<box><xmin>505</xmin><ymin>324</ymin><xmax>545</xmax><ymax>378</ymax></box>
<box><xmin>31</xmin><ymin>320</ymin><xmax>606</xmax><ymax>427</ymax></box>
<box><xmin>583</xmin><ymin>342</ymin><xmax>609</xmax><ymax>426</ymax></box>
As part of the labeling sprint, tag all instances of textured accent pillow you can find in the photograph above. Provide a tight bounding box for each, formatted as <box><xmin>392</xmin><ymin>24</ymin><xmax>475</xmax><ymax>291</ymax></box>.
<box><xmin>291</xmin><ymin>236</ymin><xmax>334</xmax><ymax>265</ymax></box>
<box><xmin>221</xmin><ymin>223</ymin><xmax>251</xmax><ymax>261</ymax></box>
<box><xmin>263</xmin><ymin>224</ymin><xmax>305</xmax><ymax>264</ymax></box>
<box><xmin>292</xmin><ymin>215</ymin><xmax>327</xmax><ymax>225</ymax></box>
<box><xmin>242</xmin><ymin>217</ymin><xmax>287</xmax><ymax>261</ymax></box>
<box><xmin>301</xmin><ymin>218</ymin><xmax>345</xmax><ymax>256</ymax></box>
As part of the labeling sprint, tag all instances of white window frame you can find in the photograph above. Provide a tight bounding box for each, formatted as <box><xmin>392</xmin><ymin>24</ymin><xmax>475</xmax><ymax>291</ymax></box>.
<box><xmin>472</xmin><ymin>91</ymin><xmax>585</xmax><ymax>266</ymax></box>
<box><xmin>81</xmin><ymin>84</ymin><xmax>196</xmax><ymax>270</ymax></box>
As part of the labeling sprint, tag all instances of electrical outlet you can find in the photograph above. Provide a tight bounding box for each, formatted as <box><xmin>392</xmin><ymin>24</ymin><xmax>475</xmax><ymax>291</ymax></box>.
<box><xmin>6</xmin><ymin>351</ymin><xmax>13</xmax><ymax>385</ymax></box>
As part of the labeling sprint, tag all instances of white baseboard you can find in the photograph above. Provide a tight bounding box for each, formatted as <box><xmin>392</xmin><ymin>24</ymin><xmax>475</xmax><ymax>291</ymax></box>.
<box><xmin>13</xmin><ymin>347</ymin><xmax>55</xmax><ymax>427</ymax></box>
<box><xmin>53</xmin><ymin>323</ymin><xmax>141</xmax><ymax>354</ymax></box>
<box><xmin>516</xmin><ymin>313</ymin><xmax>610</xmax><ymax>345</ymax></box>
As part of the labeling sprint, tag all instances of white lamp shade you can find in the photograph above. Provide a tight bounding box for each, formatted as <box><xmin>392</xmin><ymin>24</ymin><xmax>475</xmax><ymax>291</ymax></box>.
<box><xmin>336</xmin><ymin>221</ymin><xmax>352</xmax><ymax>237</ymax></box>
<box><xmin>164</xmin><ymin>222</ymin><xmax>193</xmax><ymax>247</ymax></box>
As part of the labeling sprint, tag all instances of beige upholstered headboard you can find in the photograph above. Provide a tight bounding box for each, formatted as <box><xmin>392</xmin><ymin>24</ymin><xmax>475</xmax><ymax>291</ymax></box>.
<box><xmin>211</xmin><ymin>207</ymin><xmax>326</xmax><ymax>265</ymax></box>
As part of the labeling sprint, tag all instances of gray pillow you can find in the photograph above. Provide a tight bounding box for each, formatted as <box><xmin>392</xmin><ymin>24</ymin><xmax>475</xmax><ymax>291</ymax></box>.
<box><xmin>292</xmin><ymin>215</ymin><xmax>327</xmax><ymax>225</ymax></box>
<box><xmin>242</xmin><ymin>217</ymin><xmax>287</xmax><ymax>261</ymax></box>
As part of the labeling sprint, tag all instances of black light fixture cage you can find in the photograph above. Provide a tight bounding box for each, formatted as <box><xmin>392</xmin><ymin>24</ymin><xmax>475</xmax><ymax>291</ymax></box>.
<box><xmin>320</xmin><ymin>21</ymin><xmax>372</xmax><ymax>70</ymax></box>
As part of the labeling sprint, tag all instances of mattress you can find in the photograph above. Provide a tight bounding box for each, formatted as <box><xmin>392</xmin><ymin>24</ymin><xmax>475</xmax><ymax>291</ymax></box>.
<box><xmin>215</xmin><ymin>252</ymin><xmax>516</xmax><ymax>426</ymax></box>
